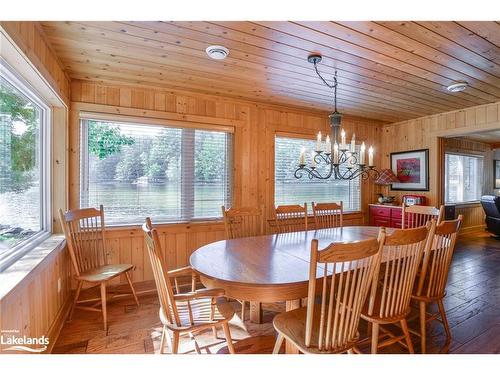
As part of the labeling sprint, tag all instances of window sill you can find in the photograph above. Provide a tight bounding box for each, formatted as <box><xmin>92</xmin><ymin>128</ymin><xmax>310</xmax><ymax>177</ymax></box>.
<box><xmin>447</xmin><ymin>201</ymin><xmax>481</xmax><ymax>207</ymax></box>
<box><xmin>0</xmin><ymin>235</ymin><xmax>66</xmax><ymax>300</ymax></box>
<box><xmin>103</xmin><ymin>218</ymin><xmax>224</xmax><ymax>232</ymax></box>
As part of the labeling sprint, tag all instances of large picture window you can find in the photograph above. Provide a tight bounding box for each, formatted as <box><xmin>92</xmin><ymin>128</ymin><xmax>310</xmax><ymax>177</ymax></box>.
<box><xmin>275</xmin><ymin>136</ymin><xmax>361</xmax><ymax>211</ymax></box>
<box><xmin>445</xmin><ymin>153</ymin><xmax>483</xmax><ymax>204</ymax></box>
<box><xmin>80</xmin><ymin>119</ymin><xmax>232</xmax><ymax>225</ymax></box>
<box><xmin>0</xmin><ymin>61</ymin><xmax>51</xmax><ymax>269</ymax></box>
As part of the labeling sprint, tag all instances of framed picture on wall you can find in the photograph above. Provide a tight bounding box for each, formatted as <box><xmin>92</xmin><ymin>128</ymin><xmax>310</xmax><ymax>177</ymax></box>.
<box><xmin>494</xmin><ymin>160</ymin><xmax>500</xmax><ymax>189</ymax></box>
<box><xmin>390</xmin><ymin>149</ymin><xmax>429</xmax><ymax>191</ymax></box>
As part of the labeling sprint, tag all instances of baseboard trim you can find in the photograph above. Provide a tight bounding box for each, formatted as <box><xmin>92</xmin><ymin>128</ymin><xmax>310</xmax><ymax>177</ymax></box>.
<box><xmin>46</xmin><ymin>295</ymin><xmax>73</xmax><ymax>354</ymax></box>
<box><xmin>459</xmin><ymin>225</ymin><xmax>486</xmax><ymax>237</ymax></box>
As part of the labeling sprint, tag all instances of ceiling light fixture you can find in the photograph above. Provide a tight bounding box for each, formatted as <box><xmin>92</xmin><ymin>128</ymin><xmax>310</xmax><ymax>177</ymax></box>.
<box><xmin>446</xmin><ymin>82</ymin><xmax>468</xmax><ymax>93</ymax></box>
<box><xmin>205</xmin><ymin>45</ymin><xmax>229</xmax><ymax>60</ymax></box>
<box><xmin>293</xmin><ymin>54</ymin><xmax>380</xmax><ymax>181</ymax></box>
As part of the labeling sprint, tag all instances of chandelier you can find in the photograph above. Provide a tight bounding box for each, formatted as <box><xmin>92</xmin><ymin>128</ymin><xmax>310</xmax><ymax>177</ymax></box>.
<box><xmin>294</xmin><ymin>54</ymin><xmax>380</xmax><ymax>181</ymax></box>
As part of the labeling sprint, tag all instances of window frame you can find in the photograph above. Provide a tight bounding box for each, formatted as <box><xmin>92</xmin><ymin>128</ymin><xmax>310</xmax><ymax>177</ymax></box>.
<box><xmin>79</xmin><ymin>116</ymin><xmax>234</xmax><ymax>226</ymax></box>
<box><xmin>273</xmin><ymin>132</ymin><xmax>362</xmax><ymax>213</ymax></box>
<box><xmin>444</xmin><ymin>151</ymin><xmax>483</xmax><ymax>205</ymax></box>
<box><xmin>0</xmin><ymin>59</ymin><xmax>52</xmax><ymax>272</ymax></box>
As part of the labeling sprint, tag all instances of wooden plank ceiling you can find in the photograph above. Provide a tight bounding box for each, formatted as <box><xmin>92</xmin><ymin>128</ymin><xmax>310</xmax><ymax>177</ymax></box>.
<box><xmin>40</xmin><ymin>21</ymin><xmax>500</xmax><ymax>123</ymax></box>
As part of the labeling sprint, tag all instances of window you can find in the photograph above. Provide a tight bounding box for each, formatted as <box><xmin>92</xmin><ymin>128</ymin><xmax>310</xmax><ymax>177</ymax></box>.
<box><xmin>80</xmin><ymin>119</ymin><xmax>232</xmax><ymax>225</ymax></box>
<box><xmin>0</xmin><ymin>60</ymin><xmax>51</xmax><ymax>269</ymax></box>
<box><xmin>275</xmin><ymin>136</ymin><xmax>361</xmax><ymax>211</ymax></box>
<box><xmin>445</xmin><ymin>153</ymin><xmax>483</xmax><ymax>204</ymax></box>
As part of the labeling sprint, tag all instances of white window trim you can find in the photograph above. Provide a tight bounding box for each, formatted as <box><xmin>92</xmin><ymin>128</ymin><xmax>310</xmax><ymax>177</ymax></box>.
<box><xmin>444</xmin><ymin>152</ymin><xmax>483</xmax><ymax>205</ymax></box>
<box><xmin>0</xmin><ymin>59</ymin><xmax>52</xmax><ymax>272</ymax></box>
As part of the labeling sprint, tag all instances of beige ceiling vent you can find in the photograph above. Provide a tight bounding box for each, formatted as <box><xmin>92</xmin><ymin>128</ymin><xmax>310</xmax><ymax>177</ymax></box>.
<box><xmin>205</xmin><ymin>45</ymin><xmax>229</xmax><ymax>60</ymax></box>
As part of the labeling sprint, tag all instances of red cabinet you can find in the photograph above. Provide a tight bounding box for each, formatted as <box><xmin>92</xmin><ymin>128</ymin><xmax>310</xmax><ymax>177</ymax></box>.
<box><xmin>369</xmin><ymin>204</ymin><xmax>403</xmax><ymax>228</ymax></box>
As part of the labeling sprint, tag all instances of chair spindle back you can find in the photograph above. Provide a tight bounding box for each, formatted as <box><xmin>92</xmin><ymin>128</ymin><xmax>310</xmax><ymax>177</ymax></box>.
<box><xmin>142</xmin><ymin>218</ymin><xmax>181</xmax><ymax>327</ymax></box>
<box><xmin>368</xmin><ymin>223</ymin><xmax>435</xmax><ymax>320</ymax></box>
<box><xmin>312</xmin><ymin>202</ymin><xmax>343</xmax><ymax>229</ymax></box>
<box><xmin>416</xmin><ymin>216</ymin><xmax>463</xmax><ymax>300</ymax></box>
<box><xmin>275</xmin><ymin>204</ymin><xmax>308</xmax><ymax>233</ymax></box>
<box><xmin>59</xmin><ymin>205</ymin><xmax>108</xmax><ymax>276</ymax></box>
<box><xmin>402</xmin><ymin>204</ymin><xmax>444</xmax><ymax>229</ymax></box>
<box><xmin>305</xmin><ymin>233</ymin><xmax>385</xmax><ymax>351</ymax></box>
<box><xmin>221</xmin><ymin>205</ymin><xmax>265</xmax><ymax>239</ymax></box>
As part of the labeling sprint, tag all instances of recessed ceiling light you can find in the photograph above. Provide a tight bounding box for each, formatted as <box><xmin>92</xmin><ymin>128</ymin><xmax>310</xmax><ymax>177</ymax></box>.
<box><xmin>446</xmin><ymin>82</ymin><xmax>468</xmax><ymax>92</ymax></box>
<box><xmin>206</xmin><ymin>45</ymin><xmax>229</xmax><ymax>60</ymax></box>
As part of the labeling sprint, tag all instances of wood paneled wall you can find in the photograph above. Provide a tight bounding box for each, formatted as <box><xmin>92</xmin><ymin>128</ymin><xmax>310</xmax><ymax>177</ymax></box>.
<box><xmin>0</xmin><ymin>21</ymin><xmax>71</xmax><ymax>105</ymax></box>
<box><xmin>381</xmin><ymin>101</ymin><xmax>500</xmax><ymax>229</ymax></box>
<box><xmin>69</xmin><ymin>79</ymin><xmax>384</xmax><ymax>281</ymax></box>
<box><xmin>0</xmin><ymin>22</ymin><xmax>71</xmax><ymax>354</ymax></box>
<box><xmin>0</xmin><ymin>241</ymin><xmax>71</xmax><ymax>353</ymax></box>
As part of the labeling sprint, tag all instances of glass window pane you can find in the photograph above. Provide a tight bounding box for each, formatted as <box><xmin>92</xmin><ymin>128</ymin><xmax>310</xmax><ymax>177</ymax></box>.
<box><xmin>80</xmin><ymin>120</ymin><xmax>232</xmax><ymax>225</ymax></box>
<box><xmin>445</xmin><ymin>153</ymin><xmax>483</xmax><ymax>204</ymax></box>
<box><xmin>0</xmin><ymin>76</ymin><xmax>42</xmax><ymax>254</ymax></box>
<box><xmin>275</xmin><ymin>136</ymin><xmax>361</xmax><ymax>211</ymax></box>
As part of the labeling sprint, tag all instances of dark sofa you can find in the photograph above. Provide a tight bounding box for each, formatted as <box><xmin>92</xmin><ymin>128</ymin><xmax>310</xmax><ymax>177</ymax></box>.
<box><xmin>480</xmin><ymin>195</ymin><xmax>500</xmax><ymax>237</ymax></box>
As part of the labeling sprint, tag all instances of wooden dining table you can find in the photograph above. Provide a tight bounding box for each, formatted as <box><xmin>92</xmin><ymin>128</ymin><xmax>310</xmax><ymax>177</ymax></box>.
<box><xmin>189</xmin><ymin>225</ymin><xmax>394</xmax><ymax>353</ymax></box>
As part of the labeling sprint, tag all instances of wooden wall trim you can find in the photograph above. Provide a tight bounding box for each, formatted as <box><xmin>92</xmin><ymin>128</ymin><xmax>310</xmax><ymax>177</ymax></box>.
<box><xmin>73</xmin><ymin>102</ymin><xmax>246</xmax><ymax>129</ymax></box>
<box><xmin>0</xmin><ymin>21</ymin><xmax>71</xmax><ymax>105</ymax></box>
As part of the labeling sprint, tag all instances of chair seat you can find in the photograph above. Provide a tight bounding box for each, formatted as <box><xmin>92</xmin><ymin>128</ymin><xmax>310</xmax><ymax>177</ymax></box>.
<box><xmin>273</xmin><ymin>306</ymin><xmax>358</xmax><ymax>354</ymax></box>
<box><xmin>76</xmin><ymin>263</ymin><xmax>134</xmax><ymax>282</ymax></box>
<box><xmin>410</xmin><ymin>280</ymin><xmax>446</xmax><ymax>302</ymax></box>
<box><xmin>361</xmin><ymin>288</ymin><xmax>411</xmax><ymax>324</ymax></box>
<box><xmin>160</xmin><ymin>297</ymin><xmax>235</xmax><ymax>332</ymax></box>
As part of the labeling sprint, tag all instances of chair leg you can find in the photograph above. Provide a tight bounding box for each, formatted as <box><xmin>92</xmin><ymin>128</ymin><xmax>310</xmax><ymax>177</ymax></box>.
<box><xmin>164</xmin><ymin>328</ymin><xmax>173</xmax><ymax>353</ymax></box>
<box><xmin>125</xmin><ymin>271</ymin><xmax>140</xmax><ymax>306</ymax></box>
<box><xmin>273</xmin><ymin>333</ymin><xmax>285</xmax><ymax>354</ymax></box>
<box><xmin>100</xmin><ymin>282</ymin><xmax>108</xmax><ymax>332</ymax></box>
<box><xmin>222</xmin><ymin>322</ymin><xmax>236</xmax><ymax>354</ymax></box>
<box><xmin>159</xmin><ymin>327</ymin><xmax>166</xmax><ymax>354</ymax></box>
<box><xmin>240</xmin><ymin>300</ymin><xmax>246</xmax><ymax>321</ymax></box>
<box><xmin>400</xmin><ymin>319</ymin><xmax>414</xmax><ymax>354</ymax></box>
<box><xmin>172</xmin><ymin>331</ymin><xmax>180</xmax><ymax>354</ymax></box>
<box><xmin>210</xmin><ymin>298</ymin><xmax>218</xmax><ymax>338</ymax></box>
<box><xmin>371</xmin><ymin>323</ymin><xmax>379</xmax><ymax>354</ymax></box>
<box><xmin>419</xmin><ymin>301</ymin><xmax>427</xmax><ymax>354</ymax></box>
<box><xmin>437</xmin><ymin>300</ymin><xmax>451</xmax><ymax>340</ymax></box>
<box><xmin>68</xmin><ymin>280</ymin><xmax>83</xmax><ymax>321</ymax></box>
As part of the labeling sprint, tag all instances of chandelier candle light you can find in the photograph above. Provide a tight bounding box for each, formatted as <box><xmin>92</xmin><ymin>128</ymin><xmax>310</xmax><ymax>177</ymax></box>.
<box><xmin>295</xmin><ymin>54</ymin><xmax>380</xmax><ymax>181</ymax></box>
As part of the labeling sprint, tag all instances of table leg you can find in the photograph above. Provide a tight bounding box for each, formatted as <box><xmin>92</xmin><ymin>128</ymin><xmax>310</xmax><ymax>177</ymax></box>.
<box><xmin>250</xmin><ymin>301</ymin><xmax>263</xmax><ymax>324</ymax></box>
<box><xmin>285</xmin><ymin>299</ymin><xmax>302</xmax><ymax>354</ymax></box>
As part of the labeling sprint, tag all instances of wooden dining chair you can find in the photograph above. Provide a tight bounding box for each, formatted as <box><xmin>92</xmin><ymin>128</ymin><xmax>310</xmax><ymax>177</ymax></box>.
<box><xmin>360</xmin><ymin>222</ymin><xmax>436</xmax><ymax>354</ymax></box>
<box><xmin>402</xmin><ymin>204</ymin><xmax>444</xmax><ymax>229</ymax></box>
<box><xmin>59</xmin><ymin>205</ymin><xmax>139</xmax><ymax>332</ymax></box>
<box><xmin>272</xmin><ymin>233</ymin><xmax>385</xmax><ymax>354</ymax></box>
<box><xmin>312</xmin><ymin>201</ymin><xmax>343</xmax><ymax>229</ymax></box>
<box><xmin>143</xmin><ymin>217</ymin><xmax>236</xmax><ymax>354</ymax></box>
<box><xmin>274</xmin><ymin>203</ymin><xmax>308</xmax><ymax>233</ymax></box>
<box><xmin>221</xmin><ymin>205</ymin><xmax>265</xmax><ymax>239</ymax></box>
<box><xmin>221</xmin><ymin>205</ymin><xmax>265</xmax><ymax>321</ymax></box>
<box><xmin>411</xmin><ymin>215</ymin><xmax>463</xmax><ymax>353</ymax></box>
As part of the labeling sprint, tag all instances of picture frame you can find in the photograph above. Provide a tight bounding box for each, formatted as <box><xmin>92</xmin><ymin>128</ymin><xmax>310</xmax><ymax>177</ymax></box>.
<box><xmin>494</xmin><ymin>160</ymin><xmax>500</xmax><ymax>189</ymax></box>
<box><xmin>390</xmin><ymin>149</ymin><xmax>429</xmax><ymax>191</ymax></box>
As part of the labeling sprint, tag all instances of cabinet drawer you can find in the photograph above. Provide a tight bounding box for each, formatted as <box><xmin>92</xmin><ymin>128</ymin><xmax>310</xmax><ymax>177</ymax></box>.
<box><xmin>370</xmin><ymin>207</ymin><xmax>391</xmax><ymax>217</ymax></box>
<box><xmin>391</xmin><ymin>209</ymin><xmax>402</xmax><ymax>219</ymax></box>
<box><xmin>392</xmin><ymin>219</ymin><xmax>403</xmax><ymax>229</ymax></box>
<box><xmin>371</xmin><ymin>216</ymin><xmax>391</xmax><ymax>227</ymax></box>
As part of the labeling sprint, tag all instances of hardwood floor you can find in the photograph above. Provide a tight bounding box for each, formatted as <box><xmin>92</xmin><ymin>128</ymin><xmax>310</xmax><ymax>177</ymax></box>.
<box><xmin>52</xmin><ymin>231</ymin><xmax>500</xmax><ymax>354</ymax></box>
